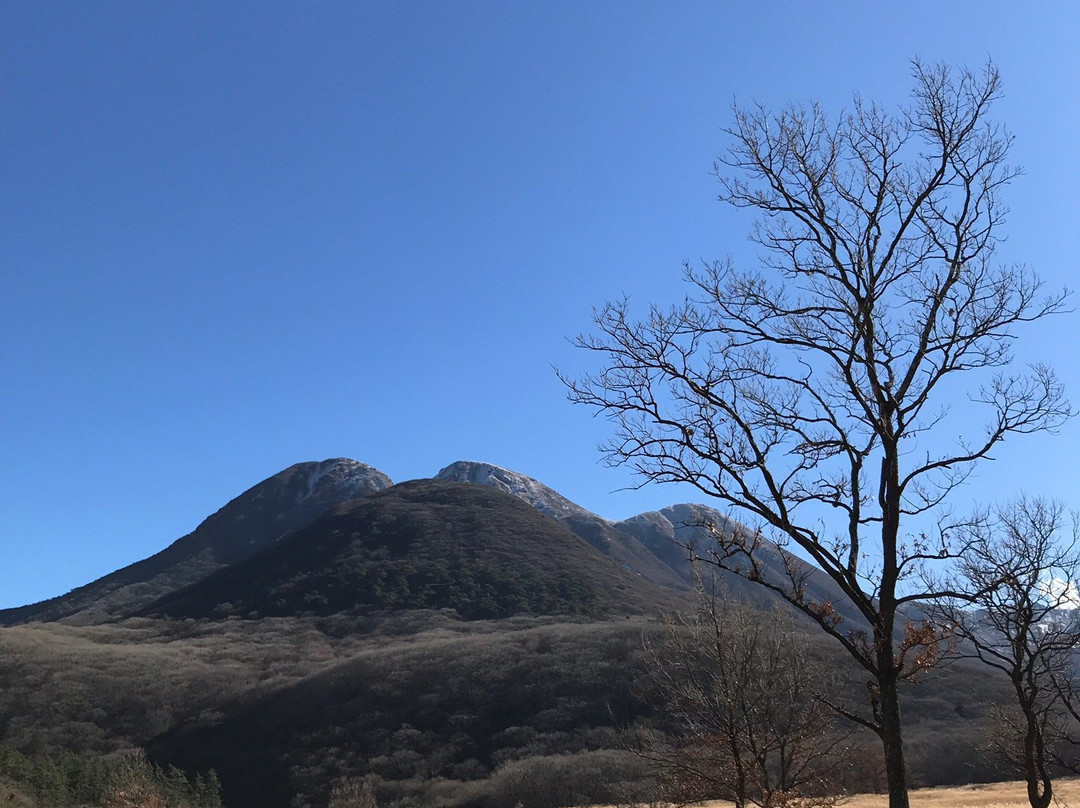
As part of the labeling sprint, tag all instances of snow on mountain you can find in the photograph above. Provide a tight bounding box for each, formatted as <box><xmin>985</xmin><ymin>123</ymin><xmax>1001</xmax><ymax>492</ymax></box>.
<box><xmin>616</xmin><ymin>504</ymin><xmax>734</xmax><ymax>577</ymax></box>
<box><xmin>435</xmin><ymin>461</ymin><xmax>600</xmax><ymax>522</ymax></box>
<box><xmin>297</xmin><ymin>458</ymin><xmax>392</xmax><ymax>505</ymax></box>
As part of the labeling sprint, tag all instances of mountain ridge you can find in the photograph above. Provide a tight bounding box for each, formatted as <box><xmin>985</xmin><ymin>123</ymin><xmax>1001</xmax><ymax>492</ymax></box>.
<box><xmin>2</xmin><ymin>456</ymin><xmax>857</xmax><ymax>629</ymax></box>
<box><xmin>435</xmin><ymin>460</ymin><xmax>602</xmax><ymax>522</ymax></box>
<box><xmin>436</xmin><ymin>460</ymin><xmax>691</xmax><ymax>593</ymax></box>
<box><xmin>0</xmin><ymin>459</ymin><xmax>392</xmax><ymax>625</ymax></box>
<box><xmin>0</xmin><ymin>456</ymin><xmax>890</xmax><ymax>808</ymax></box>
<box><xmin>140</xmin><ymin>478</ymin><xmax>674</xmax><ymax>621</ymax></box>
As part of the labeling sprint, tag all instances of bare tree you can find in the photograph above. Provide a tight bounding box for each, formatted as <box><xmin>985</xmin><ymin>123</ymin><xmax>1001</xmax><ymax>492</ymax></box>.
<box><xmin>937</xmin><ymin>497</ymin><xmax>1080</xmax><ymax>808</ymax></box>
<box><xmin>562</xmin><ymin>60</ymin><xmax>1069</xmax><ymax>808</ymax></box>
<box><xmin>327</xmin><ymin>776</ymin><xmax>379</xmax><ymax>808</ymax></box>
<box><xmin>637</xmin><ymin>583</ymin><xmax>845</xmax><ymax>808</ymax></box>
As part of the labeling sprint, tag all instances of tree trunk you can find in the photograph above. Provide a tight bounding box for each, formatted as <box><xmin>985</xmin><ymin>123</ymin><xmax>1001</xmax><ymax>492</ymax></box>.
<box><xmin>874</xmin><ymin>590</ymin><xmax>909</xmax><ymax>808</ymax></box>
<box><xmin>877</xmin><ymin>671</ymin><xmax>910</xmax><ymax>808</ymax></box>
<box><xmin>878</xmin><ymin>453</ymin><xmax>910</xmax><ymax>808</ymax></box>
<box><xmin>1020</xmin><ymin>693</ymin><xmax>1052</xmax><ymax>808</ymax></box>
<box><xmin>729</xmin><ymin>734</ymin><xmax>747</xmax><ymax>808</ymax></box>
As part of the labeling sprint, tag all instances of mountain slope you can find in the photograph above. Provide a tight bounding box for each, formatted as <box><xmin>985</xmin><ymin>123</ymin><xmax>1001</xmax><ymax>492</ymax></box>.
<box><xmin>0</xmin><ymin>459</ymin><xmax>392</xmax><ymax>625</ymax></box>
<box><xmin>143</xmin><ymin>479</ymin><xmax>674</xmax><ymax>621</ymax></box>
<box><xmin>146</xmin><ymin>619</ymin><xmax>656</xmax><ymax>808</ymax></box>
<box><xmin>435</xmin><ymin>461</ymin><xmax>597</xmax><ymax>521</ymax></box>
<box><xmin>433</xmin><ymin>462</ymin><xmax>860</xmax><ymax>624</ymax></box>
<box><xmin>618</xmin><ymin>503</ymin><xmax>867</xmax><ymax>626</ymax></box>
<box><xmin>436</xmin><ymin>461</ymin><xmax>689</xmax><ymax>593</ymax></box>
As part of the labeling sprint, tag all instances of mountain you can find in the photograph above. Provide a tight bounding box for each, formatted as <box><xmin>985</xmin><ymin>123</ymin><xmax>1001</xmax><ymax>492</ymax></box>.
<box><xmin>435</xmin><ymin>462</ymin><xmax>865</xmax><ymax>629</ymax></box>
<box><xmin>3</xmin><ymin>456</ymin><xmax>859</xmax><ymax>630</ymax></box>
<box><xmin>142</xmin><ymin>479</ymin><xmax>674</xmax><ymax>621</ymax></box>
<box><xmin>432</xmin><ymin>461</ymin><xmax>859</xmax><ymax>622</ymax></box>
<box><xmin>616</xmin><ymin>504</ymin><xmax>732</xmax><ymax>575</ymax></box>
<box><xmin>0</xmin><ymin>458</ymin><xmax>1009</xmax><ymax>808</ymax></box>
<box><xmin>0</xmin><ymin>459</ymin><xmax>392</xmax><ymax>625</ymax></box>
<box><xmin>435</xmin><ymin>461</ymin><xmax>598</xmax><ymax>521</ymax></box>
<box><xmin>616</xmin><ymin>503</ymin><xmax>867</xmax><ymax>626</ymax></box>
<box><xmin>436</xmin><ymin>461</ymin><xmax>689</xmax><ymax>593</ymax></box>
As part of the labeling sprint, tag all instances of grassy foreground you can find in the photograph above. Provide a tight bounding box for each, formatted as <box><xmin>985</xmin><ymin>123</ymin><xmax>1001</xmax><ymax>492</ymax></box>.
<box><xmin>843</xmin><ymin>778</ymin><xmax>1080</xmax><ymax>808</ymax></box>
<box><xmin>599</xmin><ymin>777</ymin><xmax>1080</xmax><ymax>808</ymax></box>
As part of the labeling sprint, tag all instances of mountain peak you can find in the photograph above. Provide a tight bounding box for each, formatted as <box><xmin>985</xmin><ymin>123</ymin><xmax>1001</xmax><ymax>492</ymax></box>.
<box><xmin>434</xmin><ymin>461</ymin><xmax>598</xmax><ymax>521</ymax></box>
<box><xmin>0</xmin><ymin>458</ymin><xmax>394</xmax><ymax>624</ymax></box>
<box><xmin>285</xmin><ymin>458</ymin><xmax>393</xmax><ymax>503</ymax></box>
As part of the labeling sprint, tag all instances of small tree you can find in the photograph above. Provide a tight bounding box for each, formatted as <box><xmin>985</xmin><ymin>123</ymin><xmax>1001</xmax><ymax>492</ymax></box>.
<box><xmin>327</xmin><ymin>776</ymin><xmax>379</xmax><ymax>808</ymax></box>
<box><xmin>563</xmin><ymin>60</ymin><xmax>1069</xmax><ymax>808</ymax></box>
<box><xmin>637</xmin><ymin>582</ymin><xmax>846</xmax><ymax>808</ymax></box>
<box><xmin>102</xmin><ymin>783</ymin><xmax>167</xmax><ymax>808</ymax></box>
<box><xmin>937</xmin><ymin>497</ymin><xmax>1080</xmax><ymax>808</ymax></box>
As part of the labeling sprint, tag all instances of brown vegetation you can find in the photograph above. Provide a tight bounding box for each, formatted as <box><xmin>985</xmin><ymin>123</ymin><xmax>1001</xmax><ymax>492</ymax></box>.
<box><xmin>598</xmin><ymin>777</ymin><xmax>1080</xmax><ymax>807</ymax></box>
<box><xmin>0</xmin><ymin>608</ymin><xmax>1016</xmax><ymax>808</ymax></box>
<box><xmin>634</xmin><ymin>588</ymin><xmax>849</xmax><ymax>807</ymax></box>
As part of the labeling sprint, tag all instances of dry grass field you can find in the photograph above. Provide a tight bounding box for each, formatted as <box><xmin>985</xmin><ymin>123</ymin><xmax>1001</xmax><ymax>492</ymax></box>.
<box><xmin>842</xmin><ymin>779</ymin><xmax>1080</xmax><ymax>807</ymax></box>
<box><xmin>598</xmin><ymin>777</ymin><xmax>1080</xmax><ymax>808</ymax></box>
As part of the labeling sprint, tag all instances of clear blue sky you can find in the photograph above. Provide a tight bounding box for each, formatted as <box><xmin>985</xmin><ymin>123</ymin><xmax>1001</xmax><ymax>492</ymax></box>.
<box><xmin>2</xmin><ymin>2</ymin><xmax>1078</xmax><ymax>609</ymax></box>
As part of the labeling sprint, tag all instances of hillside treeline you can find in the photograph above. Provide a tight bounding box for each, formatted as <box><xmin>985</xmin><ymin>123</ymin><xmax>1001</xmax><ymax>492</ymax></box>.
<box><xmin>0</xmin><ymin>746</ymin><xmax>221</xmax><ymax>808</ymax></box>
<box><xmin>0</xmin><ymin>611</ymin><xmax>1018</xmax><ymax>808</ymax></box>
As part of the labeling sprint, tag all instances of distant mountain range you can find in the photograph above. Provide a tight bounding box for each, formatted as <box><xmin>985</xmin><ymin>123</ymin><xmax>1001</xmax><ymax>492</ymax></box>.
<box><xmin>0</xmin><ymin>458</ymin><xmax>998</xmax><ymax>808</ymax></box>
<box><xmin>0</xmin><ymin>457</ymin><xmax>857</xmax><ymax>627</ymax></box>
